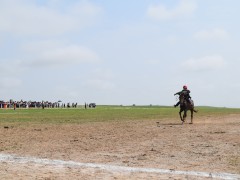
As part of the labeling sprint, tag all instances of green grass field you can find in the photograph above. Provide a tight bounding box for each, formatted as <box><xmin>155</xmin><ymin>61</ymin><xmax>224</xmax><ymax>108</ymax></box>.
<box><xmin>1</xmin><ymin>106</ymin><xmax>240</xmax><ymax>125</ymax></box>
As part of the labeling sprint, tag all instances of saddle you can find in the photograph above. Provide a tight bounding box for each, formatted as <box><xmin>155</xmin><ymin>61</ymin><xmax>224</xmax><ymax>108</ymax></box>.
<box><xmin>186</xmin><ymin>98</ymin><xmax>194</xmax><ymax>106</ymax></box>
<box><xmin>181</xmin><ymin>98</ymin><xmax>194</xmax><ymax>107</ymax></box>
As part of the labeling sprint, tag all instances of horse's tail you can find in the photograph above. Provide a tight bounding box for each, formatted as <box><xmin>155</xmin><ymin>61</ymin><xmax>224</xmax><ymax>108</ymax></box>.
<box><xmin>193</xmin><ymin>109</ymin><xmax>198</xmax><ymax>113</ymax></box>
<box><xmin>189</xmin><ymin>99</ymin><xmax>198</xmax><ymax>113</ymax></box>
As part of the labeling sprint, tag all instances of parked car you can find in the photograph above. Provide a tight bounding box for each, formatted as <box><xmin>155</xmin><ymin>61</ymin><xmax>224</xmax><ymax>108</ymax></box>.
<box><xmin>89</xmin><ymin>103</ymin><xmax>96</xmax><ymax>108</ymax></box>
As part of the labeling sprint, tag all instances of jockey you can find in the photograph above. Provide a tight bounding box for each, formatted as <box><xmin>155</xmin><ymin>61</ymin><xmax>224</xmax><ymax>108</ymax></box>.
<box><xmin>174</xmin><ymin>85</ymin><xmax>191</xmax><ymax>107</ymax></box>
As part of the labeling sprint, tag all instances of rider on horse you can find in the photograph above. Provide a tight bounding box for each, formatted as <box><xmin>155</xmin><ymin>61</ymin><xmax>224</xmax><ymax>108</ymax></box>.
<box><xmin>174</xmin><ymin>85</ymin><xmax>191</xmax><ymax>107</ymax></box>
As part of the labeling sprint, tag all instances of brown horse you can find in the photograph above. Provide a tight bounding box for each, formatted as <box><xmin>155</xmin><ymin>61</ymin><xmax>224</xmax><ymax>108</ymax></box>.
<box><xmin>178</xmin><ymin>93</ymin><xmax>198</xmax><ymax>124</ymax></box>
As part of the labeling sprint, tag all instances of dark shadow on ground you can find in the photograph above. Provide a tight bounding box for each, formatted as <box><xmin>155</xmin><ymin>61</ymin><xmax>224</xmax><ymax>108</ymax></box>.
<box><xmin>155</xmin><ymin>122</ymin><xmax>183</xmax><ymax>126</ymax></box>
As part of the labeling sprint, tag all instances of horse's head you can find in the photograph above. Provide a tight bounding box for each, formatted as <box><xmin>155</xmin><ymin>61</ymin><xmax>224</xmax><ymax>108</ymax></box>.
<box><xmin>179</xmin><ymin>93</ymin><xmax>186</xmax><ymax>105</ymax></box>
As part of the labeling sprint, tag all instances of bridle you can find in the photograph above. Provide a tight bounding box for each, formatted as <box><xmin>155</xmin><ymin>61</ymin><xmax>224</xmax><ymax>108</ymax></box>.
<box><xmin>179</xmin><ymin>93</ymin><xmax>187</xmax><ymax>106</ymax></box>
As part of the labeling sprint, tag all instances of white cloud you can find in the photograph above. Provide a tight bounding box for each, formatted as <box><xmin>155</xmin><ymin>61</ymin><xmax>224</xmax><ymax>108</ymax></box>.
<box><xmin>69</xmin><ymin>1</ymin><xmax>102</xmax><ymax>17</ymax></box>
<box><xmin>85</xmin><ymin>69</ymin><xmax>115</xmax><ymax>90</ymax></box>
<box><xmin>147</xmin><ymin>0</ymin><xmax>197</xmax><ymax>20</ymax></box>
<box><xmin>20</xmin><ymin>40</ymin><xmax>100</xmax><ymax>67</ymax></box>
<box><xmin>194</xmin><ymin>28</ymin><xmax>229</xmax><ymax>40</ymax></box>
<box><xmin>182</xmin><ymin>55</ymin><xmax>226</xmax><ymax>71</ymax></box>
<box><xmin>86</xmin><ymin>79</ymin><xmax>115</xmax><ymax>90</ymax></box>
<box><xmin>21</xmin><ymin>40</ymin><xmax>64</xmax><ymax>53</ymax></box>
<box><xmin>22</xmin><ymin>44</ymin><xmax>100</xmax><ymax>67</ymax></box>
<box><xmin>0</xmin><ymin>60</ymin><xmax>25</xmax><ymax>75</ymax></box>
<box><xmin>42</xmin><ymin>46</ymin><xmax>99</xmax><ymax>65</ymax></box>
<box><xmin>0</xmin><ymin>0</ymin><xmax>102</xmax><ymax>36</ymax></box>
<box><xmin>0</xmin><ymin>77</ymin><xmax>22</xmax><ymax>88</ymax></box>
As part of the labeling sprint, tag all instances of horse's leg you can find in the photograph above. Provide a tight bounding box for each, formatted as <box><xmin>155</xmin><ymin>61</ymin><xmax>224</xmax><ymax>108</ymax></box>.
<box><xmin>180</xmin><ymin>111</ymin><xmax>184</xmax><ymax>125</ymax></box>
<box><xmin>179</xmin><ymin>110</ymin><xmax>183</xmax><ymax>121</ymax></box>
<box><xmin>190</xmin><ymin>109</ymin><xmax>193</xmax><ymax>124</ymax></box>
<box><xmin>181</xmin><ymin>110</ymin><xmax>187</xmax><ymax>125</ymax></box>
<box><xmin>183</xmin><ymin>110</ymin><xmax>187</xmax><ymax>122</ymax></box>
<box><xmin>181</xmin><ymin>110</ymin><xmax>186</xmax><ymax>125</ymax></box>
<box><xmin>179</xmin><ymin>109</ymin><xmax>184</xmax><ymax>123</ymax></box>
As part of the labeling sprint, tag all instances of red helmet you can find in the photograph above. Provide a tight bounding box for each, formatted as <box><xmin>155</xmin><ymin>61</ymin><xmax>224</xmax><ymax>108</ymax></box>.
<box><xmin>183</xmin><ymin>85</ymin><xmax>187</xmax><ymax>90</ymax></box>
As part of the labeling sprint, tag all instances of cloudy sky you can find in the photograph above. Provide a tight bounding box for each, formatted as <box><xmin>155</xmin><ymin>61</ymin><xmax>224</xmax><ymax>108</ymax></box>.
<box><xmin>0</xmin><ymin>0</ymin><xmax>239</xmax><ymax>107</ymax></box>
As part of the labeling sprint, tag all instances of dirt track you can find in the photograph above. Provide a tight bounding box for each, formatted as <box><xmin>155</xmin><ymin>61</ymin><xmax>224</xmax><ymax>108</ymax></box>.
<box><xmin>0</xmin><ymin>114</ymin><xmax>240</xmax><ymax>179</ymax></box>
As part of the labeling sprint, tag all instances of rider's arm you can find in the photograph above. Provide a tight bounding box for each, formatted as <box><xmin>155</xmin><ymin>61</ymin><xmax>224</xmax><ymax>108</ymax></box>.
<box><xmin>174</xmin><ymin>91</ymin><xmax>182</xmax><ymax>95</ymax></box>
<box><xmin>187</xmin><ymin>90</ymin><xmax>191</xmax><ymax>98</ymax></box>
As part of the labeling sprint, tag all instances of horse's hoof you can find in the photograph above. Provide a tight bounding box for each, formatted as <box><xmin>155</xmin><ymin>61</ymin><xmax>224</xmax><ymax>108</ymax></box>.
<box><xmin>189</xmin><ymin>122</ymin><xmax>193</xmax><ymax>124</ymax></box>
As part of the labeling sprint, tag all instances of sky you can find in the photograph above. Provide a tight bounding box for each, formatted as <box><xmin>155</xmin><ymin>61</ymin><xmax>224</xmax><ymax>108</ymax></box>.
<box><xmin>0</xmin><ymin>0</ymin><xmax>240</xmax><ymax>107</ymax></box>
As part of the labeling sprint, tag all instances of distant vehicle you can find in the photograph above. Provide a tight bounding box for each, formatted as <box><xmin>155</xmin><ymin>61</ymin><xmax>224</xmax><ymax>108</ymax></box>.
<box><xmin>89</xmin><ymin>103</ymin><xmax>96</xmax><ymax>108</ymax></box>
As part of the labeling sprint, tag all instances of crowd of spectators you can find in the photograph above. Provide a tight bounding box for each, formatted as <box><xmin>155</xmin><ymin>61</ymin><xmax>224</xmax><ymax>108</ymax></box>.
<box><xmin>0</xmin><ymin>100</ymin><xmax>78</xmax><ymax>109</ymax></box>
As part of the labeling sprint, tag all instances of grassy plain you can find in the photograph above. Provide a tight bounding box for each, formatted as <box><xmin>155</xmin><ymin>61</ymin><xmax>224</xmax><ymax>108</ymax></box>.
<box><xmin>0</xmin><ymin>106</ymin><xmax>240</xmax><ymax>125</ymax></box>
<box><xmin>0</xmin><ymin>105</ymin><xmax>240</xmax><ymax>179</ymax></box>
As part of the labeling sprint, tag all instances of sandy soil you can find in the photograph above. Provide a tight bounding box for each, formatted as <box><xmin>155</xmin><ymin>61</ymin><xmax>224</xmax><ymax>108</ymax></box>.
<box><xmin>0</xmin><ymin>114</ymin><xmax>240</xmax><ymax>179</ymax></box>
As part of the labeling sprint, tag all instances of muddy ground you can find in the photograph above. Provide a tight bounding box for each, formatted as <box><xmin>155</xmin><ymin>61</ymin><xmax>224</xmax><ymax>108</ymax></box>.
<box><xmin>0</xmin><ymin>114</ymin><xmax>239</xmax><ymax>179</ymax></box>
